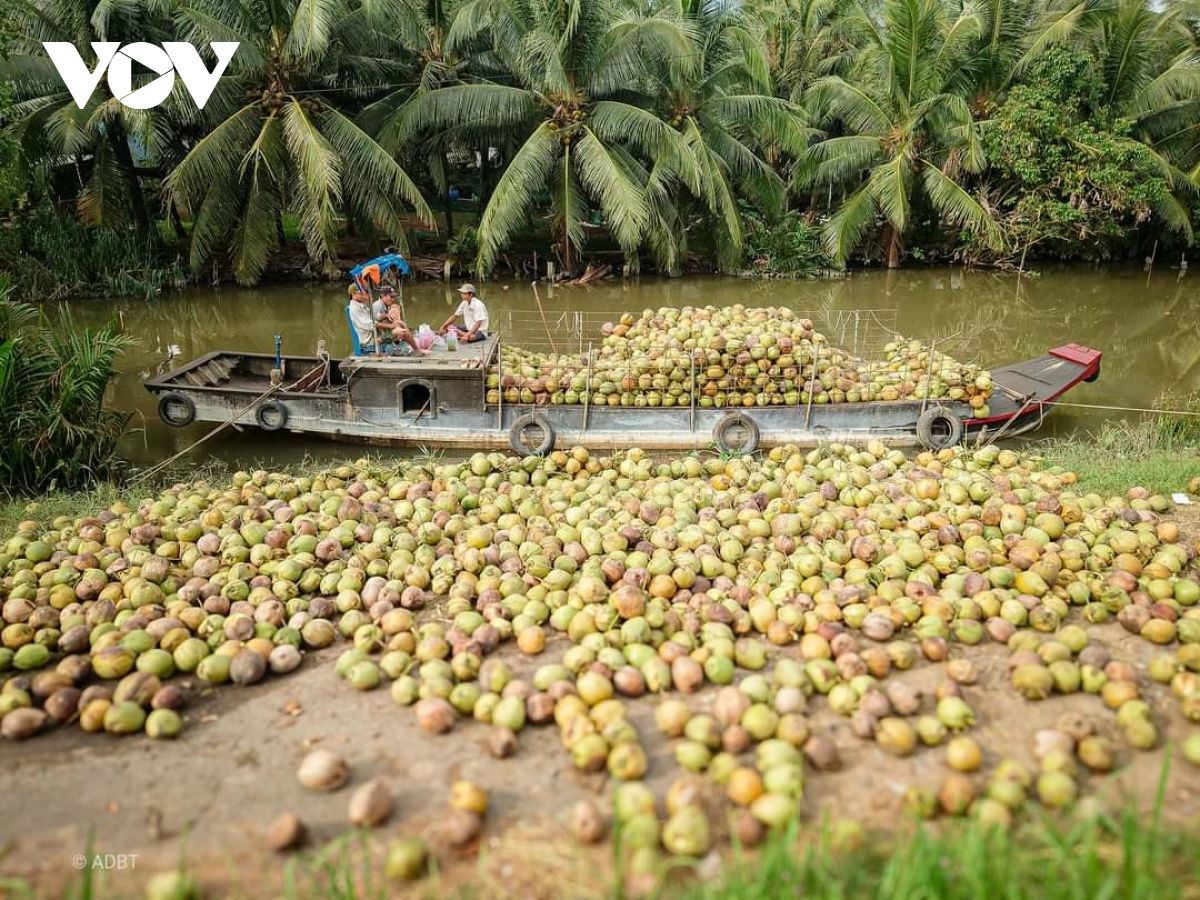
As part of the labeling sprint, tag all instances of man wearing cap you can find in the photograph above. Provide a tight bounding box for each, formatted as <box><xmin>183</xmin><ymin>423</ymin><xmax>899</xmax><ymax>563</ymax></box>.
<box><xmin>349</xmin><ymin>285</ymin><xmax>425</xmax><ymax>355</ymax></box>
<box><xmin>439</xmin><ymin>284</ymin><xmax>490</xmax><ymax>343</ymax></box>
<box><xmin>372</xmin><ymin>284</ymin><xmax>423</xmax><ymax>353</ymax></box>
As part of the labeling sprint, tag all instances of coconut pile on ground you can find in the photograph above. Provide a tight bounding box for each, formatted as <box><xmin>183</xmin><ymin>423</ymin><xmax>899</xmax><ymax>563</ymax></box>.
<box><xmin>1</xmin><ymin>444</ymin><xmax>1199</xmax><ymax>884</ymax></box>
<box><xmin>486</xmin><ymin>306</ymin><xmax>994</xmax><ymax>414</ymax></box>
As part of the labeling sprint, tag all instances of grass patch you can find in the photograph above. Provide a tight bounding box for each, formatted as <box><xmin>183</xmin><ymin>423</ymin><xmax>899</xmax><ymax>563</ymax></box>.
<box><xmin>1036</xmin><ymin>390</ymin><xmax>1200</xmax><ymax>497</ymax></box>
<box><xmin>9</xmin><ymin>803</ymin><xmax>1200</xmax><ymax>900</ymax></box>
<box><xmin>1039</xmin><ymin>442</ymin><xmax>1198</xmax><ymax>497</ymax></box>
<box><xmin>679</xmin><ymin>803</ymin><xmax>1199</xmax><ymax>900</ymax></box>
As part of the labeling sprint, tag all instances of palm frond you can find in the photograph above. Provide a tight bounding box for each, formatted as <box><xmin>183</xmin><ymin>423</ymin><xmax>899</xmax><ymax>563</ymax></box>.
<box><xmin>919</xmin><ymin>159</ymin><xmax>1002</xmax><ymax>248</ymax></box>
<box><xmin>868</xmin><ymin>150</ymin><xmax>913</xmax><ymax>232</ymax></box>
<box><xmin>807</xmin><ymin>76</ymin><xmax>890</xmax><ymax>135</ymax></box>
<box><xmin>823</xmin><ymin>181</ymin><xmax>877</xmax><ymax>264</ymax></box>
<box><xmin>475</xmin><ymin>121</ymin><xmax>562</xmax><ymax>273</ymax></box>
<box><xmin>284</xmin><ymin>0</ymin><xmax>342</xmax><ymax>62</ymax></box>
<box><xmin>321</xmin><ymin>105</ymin><xmax>434</xmax><ymax>228</ymax></box>
<box><xmin>282</xmin><ymin>99</ymin><xmax>342</xmax><ymax>269</ymax></box>
<box><xmin>588</xmin><ymin>100</ymin><xmax>700</xmax><ymax>192</ymax></box>
<box><xmin>573</xmin><ymin>128</ymin><xmax>648</xmax><ymax>250</ymax></box>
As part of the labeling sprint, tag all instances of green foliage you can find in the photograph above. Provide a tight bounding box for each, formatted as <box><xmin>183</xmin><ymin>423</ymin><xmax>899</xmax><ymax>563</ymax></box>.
<box><xmin>0</xmin><ymin>0</ymin><xmax>1196</xmax><ymax>280</ymax></box>
<box><xmin>0</xmin><ymin>276</ymin><xmax>133</xmax><ymax>494</ymax></box>
<box><xmin>799</xmin><ymin>0</ymin><xmax>1003</xmax><ymax>267</ymax></box>
<box><xmin>0</xmin><ymin>203</ymin><xmax>185</xmax><ymax>299</ymax></box>
<box><xmin>445</xmin><ymin>225</ymin><xmax>480</xmax><ymax>273</ymax></box>
<box><xmin>977</xmin><ymin>46</ymin><xmax>1185</xmax><ymax>262</ymax></box>
<box><xmin>739</xmin><ymin>207</ymin><xmax>831</xmax><ymax>275</ymax></box>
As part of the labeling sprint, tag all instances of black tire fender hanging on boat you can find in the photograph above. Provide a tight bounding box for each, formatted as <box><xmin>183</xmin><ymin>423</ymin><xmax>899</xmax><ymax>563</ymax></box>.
<box><xmin>157</xmin><ymin>391</ymin><xmax>196</xmax><ymax>428</ymax></box>
<box><xmin>713</xmin><ymin>412</ymin><xmax>761</xmax><ymax>456</ymax></box>
<box><xmin>916</xmin><ymin>405</ymin><xmax>964</xmax><ymax>450</ymax></box>
<box><xmin>509</xmin><ymin>412</ymin><xmax>555</xmax><ymax>457</ymax></box>
<box><xmin>256</xmin><ymin>400</ymin><xmax>289</xmax><ymax>432</ymax></box>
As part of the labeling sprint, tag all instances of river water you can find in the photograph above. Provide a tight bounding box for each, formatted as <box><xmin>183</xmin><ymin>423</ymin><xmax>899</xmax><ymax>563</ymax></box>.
<box><xmin>67</xmin><ymin>265</ymin><xmax>1198</xmax><ymax>467</ymax></box>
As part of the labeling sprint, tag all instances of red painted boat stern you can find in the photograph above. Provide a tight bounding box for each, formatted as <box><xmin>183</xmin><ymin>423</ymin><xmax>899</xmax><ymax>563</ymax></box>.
<box><xmin>1050</xmin><ymin>344</ymin><xmax>1102</xmax><ymax>380</ymax></box>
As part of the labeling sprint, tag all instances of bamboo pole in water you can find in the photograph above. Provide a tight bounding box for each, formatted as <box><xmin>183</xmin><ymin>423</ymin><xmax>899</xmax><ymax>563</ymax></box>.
<box><xmin>530</xmin><ymin>281</ymin><xmax>557</xmax><ymax>353</ymax></box>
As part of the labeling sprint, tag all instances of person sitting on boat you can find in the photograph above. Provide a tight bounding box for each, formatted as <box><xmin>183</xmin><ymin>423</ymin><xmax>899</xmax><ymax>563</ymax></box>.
<box><xmin>439</xmin><ymin>284</ymin><xmax>489</xmax><ymax>343</ymax></box>
<box><xmin>349</xmin><ymin>286</ymin><xmax>426</xmax><ymax>356</ymax></box>
<box><xmin>371</xmin><ymin>285</ymin><xmax>422</xmax><ymax>354</ymax></box>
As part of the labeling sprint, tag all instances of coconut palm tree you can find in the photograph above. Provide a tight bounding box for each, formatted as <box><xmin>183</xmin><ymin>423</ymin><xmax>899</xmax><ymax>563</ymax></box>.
<box><xmin>646</xmin><ymin>0</ymin><xmax>812</xmax><ymax>272</ymax></box>
<box><xmin>398</xmin><ymin>0</ymin><xmax>701</xmax><ymax>274</ymax></box>
<box><xmin>165</xmin><ymin>0</ymin><xmax>433</xmax><ymax>284</ymax></box>
<box><xmin>1089</xmin><ymin>1</ymin><xmax>1200</xmax><ymax>181</ymax></box>
<box><xmin>1</xmin><ymin>0</ymin><xmax>181</xmax><ymax>230</ymax></box>
<box><xmin>745</xmin><ymin>0</ymin><xmax>851</xmax><ymax>103</ymax></box>
<box><xmin>358</xmin><ymin>0</ymin><xmax>473</xmax><ymax>239</ymax></box>
<box><xmin>801</xmin><ymin>0</ymin><xmax>1002</xmax><ymax>267</ymax></box>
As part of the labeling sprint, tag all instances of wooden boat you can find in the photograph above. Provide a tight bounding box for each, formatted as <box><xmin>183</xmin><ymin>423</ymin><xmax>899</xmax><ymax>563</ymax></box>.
<box><xmin>144</xmin><ymin>336</ymin><xmax>1100</xmax><ymax>456</ymax></box>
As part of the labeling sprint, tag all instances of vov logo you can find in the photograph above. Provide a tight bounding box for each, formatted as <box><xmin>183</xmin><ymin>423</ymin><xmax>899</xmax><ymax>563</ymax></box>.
<box><xmin>43</xmin><ymin>42</ymin><xmax>239</xmax><ymax>110</ymax></box>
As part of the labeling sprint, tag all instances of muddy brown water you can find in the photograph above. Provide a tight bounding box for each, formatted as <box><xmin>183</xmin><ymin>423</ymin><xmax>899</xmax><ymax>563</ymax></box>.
<box><xmin>61</xmin><ymin>265</ymin><xmax>1199</xmax><ymax>467</ymax></box>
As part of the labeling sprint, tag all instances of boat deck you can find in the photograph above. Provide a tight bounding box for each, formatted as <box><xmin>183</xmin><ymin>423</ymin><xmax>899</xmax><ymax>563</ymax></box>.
<box><xmin>339</xmin><ymin>335</ymin><xmax>498</xmax><ymax>378</ymax></box>
<box><xmin>973</xmin><ymin>345</ymin><xmax>1100</xmax><ymax>427</ymax></box>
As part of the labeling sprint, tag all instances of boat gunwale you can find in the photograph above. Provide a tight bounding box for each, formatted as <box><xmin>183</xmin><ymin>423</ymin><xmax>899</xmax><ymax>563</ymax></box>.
<box><xmin>145</xmin><ymin>350</ymin><xmax>346</xmax><ymax>401</ymax></box>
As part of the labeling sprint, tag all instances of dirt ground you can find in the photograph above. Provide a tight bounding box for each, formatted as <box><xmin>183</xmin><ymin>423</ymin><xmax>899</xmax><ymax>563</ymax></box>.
<box><xmin>3</xmin><ymin>526</ymin><xmax>1200</xmax><ymax>899</ymax></box>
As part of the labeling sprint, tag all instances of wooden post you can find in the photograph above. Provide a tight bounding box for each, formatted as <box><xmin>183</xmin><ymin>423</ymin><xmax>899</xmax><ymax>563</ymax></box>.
<box><xmin>443</xmin><ymin>260</ymin><xmax>452</xmax><ymax>282</ymax></box>
<box><xmin>496</xmin><ymin>343</ymin><xmax>504</xmax><ymax>431</ymax></box>
<box><xmin>582</xmin><ymin>343</ymin><xmax>593</xmax><ymax>434</ymax></box>
<box><xmin>921</xmin><ymin>340</ymin><xmax>938</xmax><ymax>416</ymax></box>
<box><xmin>547</xmin><ymin>260</ymin><xmax>555</xmax><ymax>283</ymax></box>
<box><xmin>531</xmin><ymin>281</ymin><xmax>557</xmax><ymax>353</ymax></box>
<box><xmin>689</xmin><ymin>351</ymin><xmax>696</xmax><ymax>434</ymax></box>
<box><xmin>804</xmin><ymin>341</ymin><xmax>819</xmax><ymax>428</ymax></box>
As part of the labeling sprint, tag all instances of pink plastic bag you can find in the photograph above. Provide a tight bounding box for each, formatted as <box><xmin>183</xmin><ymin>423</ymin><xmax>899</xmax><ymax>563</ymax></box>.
<box><xmin>416</xmin><ymin>325</ymin><xmax>436</xmax><ymax>350</ymax></box>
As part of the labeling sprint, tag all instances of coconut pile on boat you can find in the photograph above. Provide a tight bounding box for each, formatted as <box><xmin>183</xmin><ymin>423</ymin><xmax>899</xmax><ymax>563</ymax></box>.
<box><xmin>1</xmin><ymin>445</ymin><xmax>1198</xmax><ymax>877</ymax></box>
<box><xmin>485</xmin><ymin>306</ymin><xmax>995</xmax><ymax>416</ymax></box>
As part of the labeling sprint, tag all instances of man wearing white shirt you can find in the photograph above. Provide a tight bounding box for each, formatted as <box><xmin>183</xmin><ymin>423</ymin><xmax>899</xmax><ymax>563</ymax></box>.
<box><xmin>439</xmin><ymin>284</ymin><xmax>490</xmax><ymax>343</ymax></box>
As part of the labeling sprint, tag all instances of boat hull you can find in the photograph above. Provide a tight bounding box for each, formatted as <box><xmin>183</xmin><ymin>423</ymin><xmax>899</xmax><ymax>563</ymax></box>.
<box><xmin>144</xmin><ymin>344</ymin><xmax>1101</xmax><ymax>452</ymax></box>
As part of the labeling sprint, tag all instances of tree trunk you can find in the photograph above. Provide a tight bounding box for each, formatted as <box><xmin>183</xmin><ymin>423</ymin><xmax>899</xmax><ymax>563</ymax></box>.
<box><xmin>169</xmin><ymin>201</ymin><xmax>186</xmax><ymax>238</ymax></box>
<box><xmin>107</xmin><ymin>124</ymin><xmax>149</xmax><ymax>231</ymax></box>
<box><xmin>557</xmin><ymin>226</ymin><xmax>572</xmax><ymax>276</ymax></box>
<box><xmin>275</xmin><ymin>212</ymin><xmax>286</xmax><ymax>246</ymax></box>
<box><xmin>886</xmin><ymin>226</ymin><xmax>902</xmax><ymax>269</ymax></box>
<box><xmin>444</xmin><ymin>189</ymin><xmax>454</xmax><ymax>241</ymax></box>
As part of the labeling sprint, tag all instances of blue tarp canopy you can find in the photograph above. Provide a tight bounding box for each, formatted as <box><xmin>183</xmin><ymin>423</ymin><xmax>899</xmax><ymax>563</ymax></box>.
<box><xmin>350</xmin><ymin>253</ymin><xmax>410</xmax><ymax>291</ymax></box>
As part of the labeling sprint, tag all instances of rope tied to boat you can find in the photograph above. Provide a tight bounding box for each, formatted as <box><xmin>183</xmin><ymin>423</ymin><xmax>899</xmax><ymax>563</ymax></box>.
<box><xmin>130</xmin><ymin>382</ymin><xmax>285</xmax><ymax>487</ymax></box>
<box><xmin>132</xmin><ymin>354</ymin><xmax>337</xmax><ymax>487</ymax></box>
<box><xmin>1040</xmin><ymin>399</ymin><xmax>1200</xmax><ymax>418</ymax></box>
